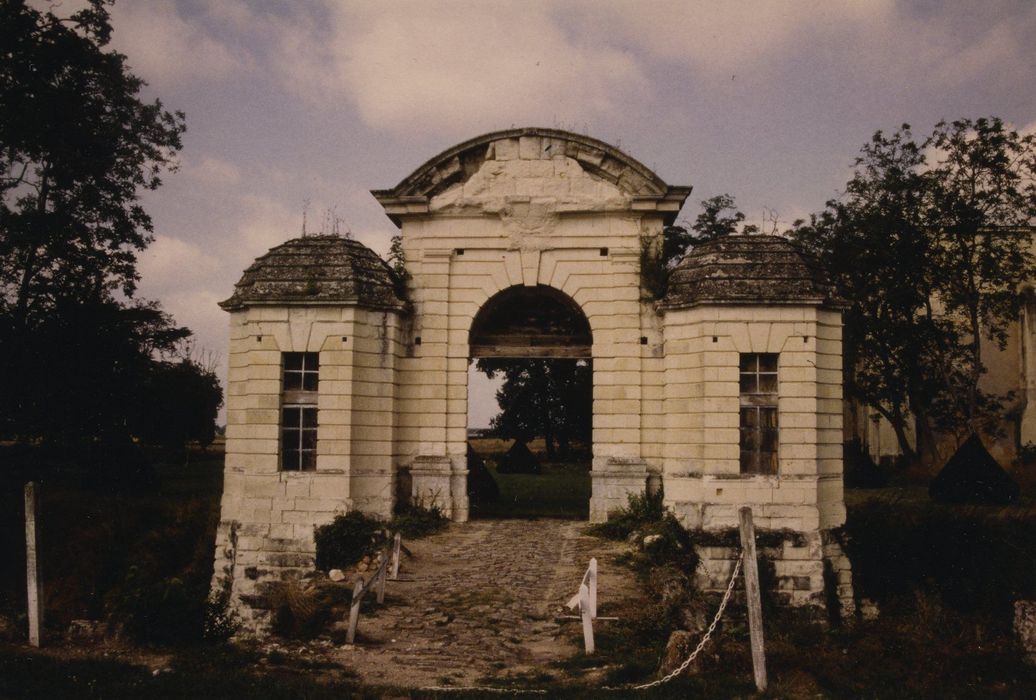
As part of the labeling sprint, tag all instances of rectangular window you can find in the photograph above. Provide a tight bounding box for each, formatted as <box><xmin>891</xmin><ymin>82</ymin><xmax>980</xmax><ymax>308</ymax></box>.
<box><xmin>281</xmin><ymin>352</ymin><xmax>319</xmax><ymax>471</ymax></box>
<box><xmin>739</xmin><ymin>353</ymin><xmax>778</xmax><ymax>475</ymax></box>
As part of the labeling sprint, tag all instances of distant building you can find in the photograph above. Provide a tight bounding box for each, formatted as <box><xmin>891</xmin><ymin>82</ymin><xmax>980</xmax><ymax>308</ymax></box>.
<box><xmin>212</xmin><ymin>128</ymin><xmax>853</xmax><ymax>633</ymax></box>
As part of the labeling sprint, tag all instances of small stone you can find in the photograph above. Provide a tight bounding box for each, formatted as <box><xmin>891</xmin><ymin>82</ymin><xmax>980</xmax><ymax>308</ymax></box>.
<box><xmin>859</xmin><ymin>598</ymin><xmax>880</xmax><ymax>621</ymax></box>
<box><xmin>328</xmin><ymin>569</ymin><xmax>345</xmax><ymax>582</ymax></box>
<box><xmin>658</xmin><ymin>630</ymin><xmax>701</xmax><ymax>677</ymax></box>
<box><xmin>67</xmin><ymin>619</ymin><xmax>108</xmax><ymax>641</ymax></box>
<box><xmin>1015</xmin><ymin>600</ymin><xmax>1036</xmax><ymax>666</ymax></box>
<box><xmin>643</xmin><ymin>534</ymin><xmax>663</xmax><ymax>547</ymax></box>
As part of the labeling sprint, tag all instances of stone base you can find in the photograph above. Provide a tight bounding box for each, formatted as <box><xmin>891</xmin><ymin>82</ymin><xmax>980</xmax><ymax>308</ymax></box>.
<box><xmin>411</xmin><ymin>455</ymin><xmax>468</xmax><ymax>522</ymax></box>
<box><xmin>211</xmin><ymin>519</ymin><xmax>318</xmax><ymax>637</ymax></box>
<box><xmin>694</xmin><ymin>529</ymin><xmax>855</xmax><ymax>622</ymax></box>
<box><xmin>589</xmin><ymin>456</ymin><xmax>648</xmax><ymax>522</ymax></box>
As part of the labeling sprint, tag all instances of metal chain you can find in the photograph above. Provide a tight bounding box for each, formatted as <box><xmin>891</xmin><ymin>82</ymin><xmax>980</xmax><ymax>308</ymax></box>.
<box><xmin>421</xmin><ymin>551</ymin><xmax>744</xmax><ymax>695</ymax></box>
<box><xmin>612</xmin><ymin>550</ymin><xmax>744</xmax><ymax>691</ymax></box>
<box><xmin>419</xmin><ymin>686</ymin><xmax>547</xmax><ymax>695</ymax></box>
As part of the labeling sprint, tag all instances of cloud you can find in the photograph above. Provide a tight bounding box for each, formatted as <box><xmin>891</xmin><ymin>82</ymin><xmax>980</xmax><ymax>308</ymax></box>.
<box><xmin>189</xmin><ymin>157</ymin><xmax>242</xmax><ymax>187</ymax></box>
<box><xmin>265</xmin><ymin>1</ymin><xmax>647</xmax><ymax>133</ymax></box>
<box><xmin>109</xmin><ymin>0</ymin><xmax>249</xmax><ymax>86</ymax></box>
<box><xmin>138</xmin><ymin>235</ymin><xmax>220</xmax><ymax>298</ymax></box>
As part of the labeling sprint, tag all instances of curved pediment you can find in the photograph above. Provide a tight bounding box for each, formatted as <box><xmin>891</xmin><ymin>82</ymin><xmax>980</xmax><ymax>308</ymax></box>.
<box><xmin>372</xmin><ymin>127</ymin><xmax>690</xmax><ymax>226</ymax></box>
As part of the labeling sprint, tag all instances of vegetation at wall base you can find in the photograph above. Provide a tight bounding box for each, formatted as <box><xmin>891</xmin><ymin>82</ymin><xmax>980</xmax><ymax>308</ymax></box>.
<box><xmin>314</xmin><ymin>500</ymin><xmax>449</xmax><ymax>572</ymax></box>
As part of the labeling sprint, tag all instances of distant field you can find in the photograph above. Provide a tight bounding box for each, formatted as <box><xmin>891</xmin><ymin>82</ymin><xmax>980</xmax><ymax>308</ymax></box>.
<box><xmin>468</xmin><ymin>437</ymin><xmax>591</xmax><ymax>520</ymax></box>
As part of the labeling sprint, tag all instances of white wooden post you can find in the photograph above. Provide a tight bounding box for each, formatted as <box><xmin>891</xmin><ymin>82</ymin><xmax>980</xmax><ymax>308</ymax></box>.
<box><xmin>579</xmin><ymin>583</ymin><xmax>594</xmax><ymax>654</ymax></box>
<box><xmin>346</xmin><ymin>577</ymin><xmax>363</xmax><ymax>644</ymax></box>
<box><xmin>588</xmin><ymin>557</ymin><xmax>597</xmax><ymax>620</ymax></box>
<box><xmin>739</xmin><ymin>506</ymin><xmax>767</xmax><ymax>692</ymax></box>
<box><xmin>390</xmin><ymin>532</ymin><xmax>401</xmax><ymax>580</ymax></box>
<box><xmin>24</xmin><ymin>482</ymin><xmax>41</xmax><ymax>648</ymax></box>
<box><xmin>376</xmin><ymin>554</ymin><xmax>386</xmax><ymax>604</ymax></box>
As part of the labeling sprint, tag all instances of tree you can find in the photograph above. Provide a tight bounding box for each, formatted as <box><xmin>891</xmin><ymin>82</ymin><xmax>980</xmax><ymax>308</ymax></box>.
<box><xmin>1</xmin><ymin>0</ymin><xmax>185</xmax><ymax>327</ymax></box>
<box><xmin>927</xmin><ymin>118</ymin><xmax>1036</xmax><ymax>428</ymax></box>
<box><xmin>477</xmin><ymin>358</ymin><xmax>591</xmax><ymax>459</ymax></box>
<box><xmin>133</xmin><ymin>356</ymin><xmax>224</xmax><ymax>453</ymax></box>
<box><xmin>642</xmin><ymin>194</ymin><xmax>754</xmax><ymax>299</ymax></box>
<box><xmin>0</xmin><ymin>0</ymin><xmax>192</xmax><ymax>450</ymax></box>
<box><xmin>793</xmin><ymin>118</ymin><xmax>1036</xmax><ymax>462</ymax></box>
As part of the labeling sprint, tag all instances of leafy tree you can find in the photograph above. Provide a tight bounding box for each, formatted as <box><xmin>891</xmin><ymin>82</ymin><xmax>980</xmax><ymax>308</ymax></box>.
<box><xmin>927</xmin><ymin>118</ymin><xmax>1036</xmax><ymax>427</ymax></box>
<box><xmin>793</xmin><ymin>118</ymin><xmax>1036</xmax><ymax>462</ymax></box>
<box><xmin>642</xmin><ymin>194</ymin><xmax>754</xmax><ymax>299</ymax></box>
<box><xmin>133</xmin><ymin>357</ymin><xmax>224</xmax><ymax>452</ymax></box>
<box><xmin>0</xmin><ymin>0</ymin><xmax>192</xmax><ymax>451</ymax></box>
<box><xmin>0</xmin><ymin>0</ymin><xmax>186</xmax><ymax>327</ymax></box>
<box><xmin>477</xmin><ymin>358</ymin><xmax>591</xmax><ymax>459</ymax></box>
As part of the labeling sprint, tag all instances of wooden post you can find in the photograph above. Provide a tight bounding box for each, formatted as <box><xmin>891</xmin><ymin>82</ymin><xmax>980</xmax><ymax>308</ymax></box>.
<box><xmin>588</xmin><ymin>557</ymin><xmax>597</xmax><ymax>620</ymax></box>
<box><xmin>579</xmin><ymin>583</ymin><xmax>594</xmax><ymax>654</ymax></box>
<box><xmin>390</xmin><ymin>532</ymin><xmax>401</xmax><ymax>580</ymax></box>
<box><xmin>346</xmin><ymin>577</ymin><xmax>362</xmax><ymax>644</ymax></box>
<box><xmin>24</xmin><ymin>482</ymin><xmax>41</xmax><ymax>648</ymax></box>
<box><xmin>375</xmin><ymin>554</ymin><xmax>386</xmax><ymax>604</ymax></box>
<box><xmin>739</xmin><ymin>506</ymin><xmax>767</xmax><ymax>692</ymax></box>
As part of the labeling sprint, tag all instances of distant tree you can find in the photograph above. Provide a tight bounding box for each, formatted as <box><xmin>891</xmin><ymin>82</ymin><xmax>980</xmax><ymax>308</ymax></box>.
<box><xmin>793</xmin><ymin>118</ymin><xmax>1036</xmax><ymax>462</ymax></box>
<box><xmin>0</xmin><ymin>0</ymin><xmax>191</xmax><ymax>453</ymax></box>
<box><xmin>477</xmin><ymin>359</ymin><xmax>591</xmax><ymax>459</ymax></box>
<box><xmin>0</xmin><ymin>0</ymin><xmax>186</xmax><ymax>327</ymax></box>
<box><xmin>134</xmin><ymin>357</ymin><xmax>224</xmax><ymax>453</ymax></box>
<box><xmin>642</xmin><ymin>194</ymin><xmax>754</xmax><ymax>299</ymax></box>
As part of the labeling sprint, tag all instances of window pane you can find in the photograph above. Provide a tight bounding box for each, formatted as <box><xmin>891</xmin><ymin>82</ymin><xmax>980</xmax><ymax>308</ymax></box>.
<box><xmin>740</xmin><ymin>354</ymin><xmax>756</xmax><ymax>372</ymax></box>
<box><xmin>739</xmin><ymin>374</ymin><xmax>757</xmax><ymax>393</ymax></box>
<box><xmin>760</xmin><ymin>407</ymin><xmax>778</xmax><ymax>428</ymax></box>
<box><xmin>284</xmin><ymin>371</ymin><xmax>302</xmax><ymax>391</ymax></box>
<box><xmin>303</xmin><ymin>353</ymin><xmax>319</xmax><ymax>372</ymax></box>
<box><xmin>302</xmin><ymin>372</ymin><xmax>319</xmax><ymax>391</ymax></box>
<box><xmin>759</xmin><ymin>354</ymin><xmax>778</xmax><ymax>372</ymax></box>
<box><xmin>740</xmin><ymin>450</ymin><xmax>756</xmax><ymax>473</ymax></box>
<box><xmin>761</xmin><ymin>428</ymin><xmax>779</xmax><ymax>452</ymax></box>
<box><xmin>740</xmin><ymin>407</ymin><xmax>758</xmax><ymax>427</ymax></box>
<box><xmin>758</xmin><ymin>373</ymin><xmax>777</xmax><ymax>393</ymax></box>
<box><xmin>300</xmin><ymin>451</ymin><xmax>316</xmax><ymax>470</ymax></box>
<box><xmin>301</xmin><ymin>430</ymin><xmax>317</xmax><ymax>450</ymax></box>
<box><xmin>284</xmin><ymin>353</ymin><xmax>304</xmax><ymax>371</ymax></box>
<box><xmin>282</xmin><ymin>407</ymin><xmax>301</xmax><ymax>427</ymax></box>
<box><xmin>760</xmin><ymin>451</ymin><xmax>778</xmax><ymax>475</ymax></box>
<box><xmin>302</xmin><ymin>407</ymin><xmax>318</xmax><ymax>427</ymax></box>
<box><xmin>282</xmin><ymin>448</ymin><xmax>300</xmax><ymax>471</ymax></box>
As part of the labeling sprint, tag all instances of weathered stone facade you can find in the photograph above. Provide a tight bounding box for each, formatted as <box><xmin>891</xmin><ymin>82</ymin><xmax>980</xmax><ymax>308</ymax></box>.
<box><xmin>212</xmin><ymin>128</ymin><xmax>854</xmax><ymax>630</ymax></box>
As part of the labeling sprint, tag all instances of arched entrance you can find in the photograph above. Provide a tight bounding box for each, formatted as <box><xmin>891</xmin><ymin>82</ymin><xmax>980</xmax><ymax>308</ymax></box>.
<box><xmin>467</xmin><ymin>285</ymin><xmax>593</xmax><ymax>518</ymax></box>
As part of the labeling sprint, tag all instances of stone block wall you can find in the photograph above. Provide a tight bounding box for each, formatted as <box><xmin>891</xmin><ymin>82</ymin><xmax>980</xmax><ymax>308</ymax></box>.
<box><xmin>390</xmin><ymin>141</ymin><xmax>676</xmax><ymax>522</ymax></box>
<box><xmin>662</xmin><ymin>305</ymin><xmax>845</xmax><ymax>531</ymax></box>
<box><xmin>212</xmin><ymin>304</ymin><xmax>402</xmax><ymax>630</ymax></box>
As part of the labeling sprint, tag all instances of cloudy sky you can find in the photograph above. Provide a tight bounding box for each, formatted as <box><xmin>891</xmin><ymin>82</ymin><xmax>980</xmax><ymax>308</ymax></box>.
<box><xmin>93</xmin><ymin>0</ymin><xmax>1036</xmax><ymax>426</ymax></box>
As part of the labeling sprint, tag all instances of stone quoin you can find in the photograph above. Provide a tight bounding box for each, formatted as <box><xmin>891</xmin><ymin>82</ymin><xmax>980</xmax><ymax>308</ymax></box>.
<box><xmin>211</xmin><ymin>128</ymin><xmax>855</xmax><ymax>632</ymax></box>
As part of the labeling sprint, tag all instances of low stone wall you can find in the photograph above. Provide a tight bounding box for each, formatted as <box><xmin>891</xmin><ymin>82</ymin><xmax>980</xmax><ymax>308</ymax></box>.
<box><xmin>211</xmin><ymin>519</ymin><xmax>317</xmax><ymax>635</ymax></box>
<box><xmin>693</xmin><ymin>528</ymin><xmax>855</xmax><ymax>621</ymax></box>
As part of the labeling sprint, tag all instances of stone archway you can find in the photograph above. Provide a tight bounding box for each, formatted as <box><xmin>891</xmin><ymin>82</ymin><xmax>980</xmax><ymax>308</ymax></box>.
<box><xmin>469</xmin><ymin>285</ymin><xmax>592</xmax><ymax>360</ymax></box>
<box><xmin>467</xmin><ymin>285</ymin><xmax>594</xmax><ymax>518</ymax></box>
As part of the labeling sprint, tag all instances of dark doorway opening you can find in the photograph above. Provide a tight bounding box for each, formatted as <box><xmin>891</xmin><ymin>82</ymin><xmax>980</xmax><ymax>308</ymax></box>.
<box><xmin>466</xmin><ymin>286</ymin><xmax>593</xmax><ymax>519</ymax></box>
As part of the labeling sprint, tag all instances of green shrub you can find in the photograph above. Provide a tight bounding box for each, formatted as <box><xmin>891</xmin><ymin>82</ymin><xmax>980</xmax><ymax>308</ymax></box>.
<box><xmin>844</xmin><ymin>501</ymin><xmax>1036</xmax><ymax>627</ymax></box>
<box><xmin>390</xmin><ymin>498</ymin><xmax>449</xmax><ymax>539</ymax></box>
<box><xmin>313</xmin><ymin>511</ymin><xmax>386</xmax><ymax>572</ymax></box>
<box><xmin>587</xmin><ymin>489</ymin><xmax>665</xmax><ymax>540</ymax></box>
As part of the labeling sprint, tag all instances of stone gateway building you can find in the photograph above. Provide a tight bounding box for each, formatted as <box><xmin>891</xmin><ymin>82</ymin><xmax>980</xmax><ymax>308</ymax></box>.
<box><xmin>212</xmin><ymin>128</ymin><xmax>854</xmax><ymax>630</ymax></box>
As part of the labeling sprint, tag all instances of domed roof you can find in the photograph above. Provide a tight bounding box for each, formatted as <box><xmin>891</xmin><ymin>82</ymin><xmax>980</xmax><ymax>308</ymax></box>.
<box><xmin>220</xmin><ymin>235</ymin><xmax>404</xmax><ymax>311</ymax></box>
<box><xmin>663</xmin><ymin>235</ymin><xmax>839</xmax><ymax>309</ymax></box>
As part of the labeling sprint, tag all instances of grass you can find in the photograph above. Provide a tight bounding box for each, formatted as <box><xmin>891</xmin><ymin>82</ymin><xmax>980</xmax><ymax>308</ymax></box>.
<box><xmin>0</xmin><ymin>444</ymin><xmax>225</xmax><ymax>643</ymax></box>
<box><xmin>468</xmin><ymin>437</ymin><xmax>591</xmax><ymax>520</ymax></box>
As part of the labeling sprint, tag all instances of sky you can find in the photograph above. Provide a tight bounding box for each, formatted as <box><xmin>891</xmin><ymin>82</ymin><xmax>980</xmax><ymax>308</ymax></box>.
<box><xmin>76</xmin><ymin>0</ymin><xmax>1036</xmax><ymax>427</ymax></box>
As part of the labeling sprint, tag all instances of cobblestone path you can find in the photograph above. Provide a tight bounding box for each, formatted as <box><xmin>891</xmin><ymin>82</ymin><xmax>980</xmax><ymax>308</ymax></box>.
<box><xmin>332</xmin><ymin>519</ymin><xmax>641</xmax><ymax>688</ymax></box>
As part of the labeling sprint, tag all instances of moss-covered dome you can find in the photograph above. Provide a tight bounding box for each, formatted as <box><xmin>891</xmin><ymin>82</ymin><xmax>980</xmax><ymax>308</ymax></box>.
<box><xmin>663</xmin><ymin>235</ymin><xmax>839</xmax><ymax>309</ymax></box>
<box><xmin>220</xmin><ymin>235</ymin><xmax>404</xmax><ymax>311</ymax></box>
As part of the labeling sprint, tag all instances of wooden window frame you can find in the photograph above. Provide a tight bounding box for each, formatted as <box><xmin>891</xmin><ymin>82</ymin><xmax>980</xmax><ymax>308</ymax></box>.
<box><xmin>281</xmin><ymin>352</ymin><xmax>319</xmax><ymax>471</ymax></box>
<box><xmin>739</xmin><ymin>353</ymin><xmax>779</xmax><ymax>475</ymax></box>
